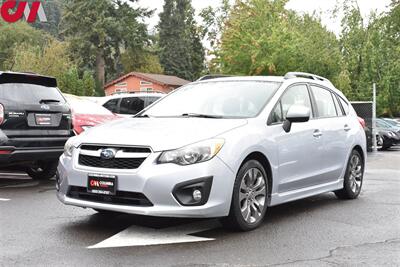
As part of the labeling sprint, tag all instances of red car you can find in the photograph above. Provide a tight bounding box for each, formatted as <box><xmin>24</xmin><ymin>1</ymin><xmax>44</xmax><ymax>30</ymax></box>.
<box><xmin>64</xmin><ymin>94</ymin><xmax>119</xmax><ymax>135</ymax></box>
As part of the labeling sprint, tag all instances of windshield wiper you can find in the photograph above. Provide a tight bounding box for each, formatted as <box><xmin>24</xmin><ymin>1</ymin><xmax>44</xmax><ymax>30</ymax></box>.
<box><xmin>39</xmin><ymin>99</ymin><xmax>60</xmax><ymax>104</ymax></box>
<box><xmin>181</xmin><ymin>113</ymin><xmax>223</xmax><ymax>119</ymax></box>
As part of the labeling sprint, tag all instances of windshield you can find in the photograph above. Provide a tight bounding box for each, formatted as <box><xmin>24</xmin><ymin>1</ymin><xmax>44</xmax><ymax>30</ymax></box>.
<box><xmin>143</xmin><ymin>81</ymin><xmax>281</xmax><ymax>118</ymax></box>
<box><xmin>376</xmin><ymin>119</ymin><xmax>394</xmax><ymax>129</ymax></box>
<box><xmin>0</xmin><ymin>83</ymin><xmax>65</xmax><ymax>104</ymax></box>
<box><xmin>383</xmin><ymin>120</ymin><xmax>397</xmax><ymax>126</ymax></box>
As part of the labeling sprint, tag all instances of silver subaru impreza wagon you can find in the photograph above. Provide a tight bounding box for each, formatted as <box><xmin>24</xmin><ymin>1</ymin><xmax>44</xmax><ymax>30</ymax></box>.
<box><xmin>57</xmin><ymin>72</ymin><xmax>366</xmax><ymax>231</ymax></box>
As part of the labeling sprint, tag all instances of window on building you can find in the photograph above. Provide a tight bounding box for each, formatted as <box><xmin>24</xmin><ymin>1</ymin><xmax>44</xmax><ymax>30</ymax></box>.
<box><xmin>116</xmin><ymin>82</ymin><xmax>127</xmax><ymax>87</ymax></box>
<box><xmin>140</xmin><ymin>81</ymin><xmax>153</xmax><ymax>86</ymax></box>
<box><xmin>115</xmin><ymin>88</ymin><xmax>127</xmax><ymax>93</ymax></box>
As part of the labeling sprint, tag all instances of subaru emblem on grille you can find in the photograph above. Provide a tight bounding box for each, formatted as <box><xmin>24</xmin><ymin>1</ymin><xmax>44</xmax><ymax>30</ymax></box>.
<box><xmin>100</xmin><ymin>148</ymin><xmax>117</xmax><ymax>159</ymax></box>
<box><xmin>40</xmin><ymin>104</ymin><xmax>50</xmax><ymax>110</ymax></box>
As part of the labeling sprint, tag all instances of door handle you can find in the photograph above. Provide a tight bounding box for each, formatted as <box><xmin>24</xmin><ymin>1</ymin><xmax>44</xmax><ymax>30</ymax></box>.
<box><xmin>313</xmin><ymin>129</ymin><xmax>322</xmax><ymax>138</ymax></box>
<box><xmin>344</xmin><ymin>124</ymin><xmax>351</xmax><ymax>131</ymax></box>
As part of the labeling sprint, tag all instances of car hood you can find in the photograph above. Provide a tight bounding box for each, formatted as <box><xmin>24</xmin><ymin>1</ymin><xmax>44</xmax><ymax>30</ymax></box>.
<box><xmin>73</xmin><ymin>113</ymin><xmax>118</xmax><ymax>126</ymax></box>
<box><xmin>76</xmin><ymin>117</ymin><xmax>248</xmax><ymax>151</ymax></box>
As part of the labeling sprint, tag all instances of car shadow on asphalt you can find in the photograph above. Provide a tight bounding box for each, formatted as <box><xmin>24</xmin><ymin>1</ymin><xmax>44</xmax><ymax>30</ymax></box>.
<box><xmin>59</xmin><ymin>192</ymin><xmax>342</xmax><ymax>243</ymax></box>
<box><xmin>0</xmin><ymin>175</ymin><xmax>55</xmax><ymax>189</ymax></box>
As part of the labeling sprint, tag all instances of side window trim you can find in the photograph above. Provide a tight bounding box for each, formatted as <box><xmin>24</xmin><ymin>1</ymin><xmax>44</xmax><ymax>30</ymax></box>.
<box><xmin>330</xmin><ymin>92</ymin><xmax>339</xmax><ymax>116</ymax></box>
<box><xmin>267</xmin><ymin>83</ymin><xmax>313</xmax><ymax>125</ymax></box>
<box><xmin>337</xmin><ymin>95</ymin><xmax>349</xmax><ymax>116</ymax></box>
<box><xmin>332</xmin><ymin>93</ymin><xmax>346</xmax><ymax>116</ymax></box>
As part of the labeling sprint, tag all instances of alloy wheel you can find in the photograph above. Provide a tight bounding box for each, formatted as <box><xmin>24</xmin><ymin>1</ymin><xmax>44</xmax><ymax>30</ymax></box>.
<box><xmin>239</xmin><ymin>168</ymin><xmax>266</xmax><ymax>224</ymax></box>
<box><xmin>348</xmin><ymin>154</ymin><xmax>362</xmax><ymax>194</ymax></box>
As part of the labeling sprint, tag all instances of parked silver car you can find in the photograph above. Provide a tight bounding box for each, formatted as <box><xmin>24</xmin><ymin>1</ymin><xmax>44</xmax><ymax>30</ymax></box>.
<box><xmin>57</xmin><ymin>72</ymin><xmax>366</xmax><ymax>231</ymax></box>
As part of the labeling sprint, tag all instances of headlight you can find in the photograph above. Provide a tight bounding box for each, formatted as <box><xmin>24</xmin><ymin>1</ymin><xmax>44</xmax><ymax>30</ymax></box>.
<box><xmin>158</xmin><ymin>139</ymin><xmax>224</xmax><ymax>165</ymax></box>
<box><xmin>64</xmin><ymin>137</ymin><xmax>77</xmax><ymax>157</ymax></box>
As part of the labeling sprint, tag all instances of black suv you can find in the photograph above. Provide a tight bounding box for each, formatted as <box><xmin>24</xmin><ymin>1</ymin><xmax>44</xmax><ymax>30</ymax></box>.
<box><xmin>0</xmin><ymin>72</ymin><xmax>73</xmax><ymax>179</ymax></box>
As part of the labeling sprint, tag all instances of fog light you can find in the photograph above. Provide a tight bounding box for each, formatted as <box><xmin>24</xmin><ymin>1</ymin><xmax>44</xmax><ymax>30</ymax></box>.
<box><xmin>192</xmin><ymin>189</ymin><xmax>202</xmax><ymax>201</ymax></box>
<box><xmin>172</xmin><ymin>177</ymin><xmax>213</xmax><ymax>206</ymax></box>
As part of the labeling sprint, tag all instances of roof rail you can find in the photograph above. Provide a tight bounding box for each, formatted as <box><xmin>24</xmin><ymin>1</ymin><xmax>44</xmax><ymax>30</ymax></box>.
<box><xmin>284</xmin><ymin>72</ymin><xmax>333</xmax><ymax>86</ymax></box>
<box><xmin>197</xmin><ymin>74</ymin><xmax>233</xmax><ymax>81</ymax></box>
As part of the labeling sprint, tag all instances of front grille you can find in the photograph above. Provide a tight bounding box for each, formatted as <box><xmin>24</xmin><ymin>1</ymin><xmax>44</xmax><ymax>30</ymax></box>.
<box><xmin>78</xmin><ymin>154</ymin><xmax>146</xmax><ymax>169</ymax></box>
<box><xmin>80</xmin><ymin>145</ymin><xmax>151</xmax><ymax>153</ymax></box>
<box><xmin>67</xmin><ymin>186</ymin><xmax>153</xmax><ymax>206</ymax></box>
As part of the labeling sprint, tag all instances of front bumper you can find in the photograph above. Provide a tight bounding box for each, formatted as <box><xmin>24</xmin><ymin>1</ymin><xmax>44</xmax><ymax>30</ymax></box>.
<box><xmin>57</xmin><ymin>151</ymin><xmax>235</xmax><ymax>218</ymax></box>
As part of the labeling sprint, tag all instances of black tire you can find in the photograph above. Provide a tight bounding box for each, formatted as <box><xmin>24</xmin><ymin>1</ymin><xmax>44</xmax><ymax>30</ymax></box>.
<box><xmin>220</xmin><ymin>159</ymin><xmax>269</xmax><ymax>231</ymax></box>
<box><xmin>335</xmin><ymin>150</ymin><xmax>364</xmax><ymax>199</ymax></box>
<box><xmin>381</xmin><ymin>142</ymin><xmax>392</xmax><ymax>151</ymax></box>
<box><xmin>25</xmin><ymin>160</ymin><xmax>58</xmax><ymax>180</ymax></box>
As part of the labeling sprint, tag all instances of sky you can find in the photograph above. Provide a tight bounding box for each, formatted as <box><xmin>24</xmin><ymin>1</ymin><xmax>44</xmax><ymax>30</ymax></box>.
<box><xmin>135</xmin><ymin>0</ymin><xmax>392</xmax><ymax>35</ymax></box>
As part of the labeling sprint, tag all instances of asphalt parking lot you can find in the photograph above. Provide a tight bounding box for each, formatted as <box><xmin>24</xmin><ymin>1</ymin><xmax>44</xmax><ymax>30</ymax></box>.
<box><xmin>1</xmin><ymin>147</ymin><xmax>399</xmax><ymax>267</ymax></box>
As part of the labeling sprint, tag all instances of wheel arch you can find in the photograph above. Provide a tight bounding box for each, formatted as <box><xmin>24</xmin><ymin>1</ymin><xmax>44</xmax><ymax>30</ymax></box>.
<box><xmin>352</xmin><ymin>145</ymin><xmax>365</xmax><ymax>164</ymax></box>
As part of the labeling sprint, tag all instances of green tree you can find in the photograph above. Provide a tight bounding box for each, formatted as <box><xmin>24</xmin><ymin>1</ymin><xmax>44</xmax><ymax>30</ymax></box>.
<box><xmin>199</xmin><ymin>0</ymin><xmax>231</xmax><ymax>72</ymax></box>
<box><xmin>158</xmin><ymin>0</ymin><xmax>205</xmax><ymax>80</ymax></box>
<box><xmin>15</xmin><ymin>0</ymin><xmax>63</xmax><ymax>37</ymax></box>
<box><xmin>339</xmin><ymin>0</ymin><xmax>400</xmax><ymax>116</ymax></box>
<box><xmin>61</xmin><ymin>0</ymin><xmax>151</xmax><ymax>92</ymax></box>
<box><xmin>214</xmin><ymin>0</ymin><xmax>343</xmax><ymax>84</ymax></box>
<box><xmin>12</xmin><ymin>40</ymin><xmax>96</xmax><ymax>96</ymax></box>
<box><xmin>12</xmin><ymin>40</ymin><xmax>72</xmax><ymax>78</ymax></box>
<box><xmin>121</xmin><ymin>34</ymin><xmax>164</xmax><ymax>74</ymax></box>
<box><xmin>0</xmin><ymin>21</ymin><xmax>50</xmax><ymax>70</ymax></box>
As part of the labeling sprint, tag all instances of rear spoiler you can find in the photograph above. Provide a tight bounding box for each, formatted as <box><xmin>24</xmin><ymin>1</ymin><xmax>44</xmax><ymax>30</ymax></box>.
<box><xmin>0</xmin><ymin>72</ymin><xmax>57</xmax><ymax>87</ymax></box>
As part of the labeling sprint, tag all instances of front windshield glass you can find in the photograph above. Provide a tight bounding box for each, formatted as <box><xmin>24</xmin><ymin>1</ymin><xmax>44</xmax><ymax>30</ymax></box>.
<box><xmin>143</xmin><ymin>81</ymin><xmax>281</xmax><ymax>118</ymax></box>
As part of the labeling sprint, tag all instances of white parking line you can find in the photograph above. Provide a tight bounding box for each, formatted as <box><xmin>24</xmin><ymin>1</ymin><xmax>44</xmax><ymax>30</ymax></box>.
<box><xmin>88</xmin><ymin>219</ymin><xmax>220</xmax><ymax>249</ymax></box>
<box><xmin>0</xmin><ymin>198</ymin><xmax>10</xmax><ymax>201</ymax></box>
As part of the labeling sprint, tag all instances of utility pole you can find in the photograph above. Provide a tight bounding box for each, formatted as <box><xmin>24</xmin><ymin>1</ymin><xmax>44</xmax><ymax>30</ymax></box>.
<box><xmin>372</xmin><ymin>83</ymin><xmax>377</xmax><ymax>152</ymax></box>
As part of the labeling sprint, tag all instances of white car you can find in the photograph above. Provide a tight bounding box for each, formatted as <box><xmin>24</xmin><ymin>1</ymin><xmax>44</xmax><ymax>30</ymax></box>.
<box><xmin>98</xmin><ymin>92</ymin><xmax>165</xmax><ymax>117</ymax></box>
<box><xmin>57</xmin><ymin>72</ymin><xmax>366</xmax><ymax>231</ymax></box>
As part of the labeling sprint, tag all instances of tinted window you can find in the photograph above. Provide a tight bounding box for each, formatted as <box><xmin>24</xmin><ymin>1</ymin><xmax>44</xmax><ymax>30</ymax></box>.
<box><xmin>281</xmin><ymin>84</ymin><xmax>312</xmax><ymax>120</ymax></box>
<box><xmin>144</xmin><ymin>81</ymin><xmax>281</xmax><ymax>118</ymax></box>
<box><xmin>0</xmin><ymin>83</ymin><xmax>65</xmax><ymax>104</ymax></box>
<box><xmin>103</xmin><ymin>99</ymin><xmax>119</xmax><ymax>113</ymax></box>
<box><xmin>120</xmin><ymin>97</ymin><xmax>145</xmax><ymax>115</ymax></box>
<box><xmin>338</xmin><ymin>97</ymin><xmax>349</xmax><ymax>115</ymax></box>
<box><xmin>145</xmin><ymin>96</ymin><xmax>161</xmax><ymax>107</ymax></box>
<box><xmin>311</xmin><ymin>86</ymin><xmax>337</xmax><ymax>118</ymax></box>
<box><xmin>332</xmin><ymin>93</ymin><xmax>344</xmax><ymax>116</ymax></box>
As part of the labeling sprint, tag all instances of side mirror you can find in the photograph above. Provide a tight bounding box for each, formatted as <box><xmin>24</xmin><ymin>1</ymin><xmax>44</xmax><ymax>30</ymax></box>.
<box><xmin>283</xmin><ymin>105</ymin><xmax>310</xmax><ymax>133</ymax></box>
